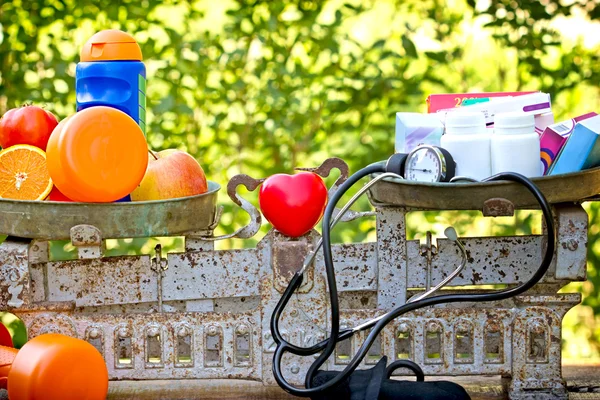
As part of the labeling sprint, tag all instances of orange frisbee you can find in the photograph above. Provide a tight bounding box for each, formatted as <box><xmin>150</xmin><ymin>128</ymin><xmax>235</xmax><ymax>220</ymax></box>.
<box><xmin>46</xmin><ymin>115</ymin><xmax>84</xmax><ymax>200</ymax></box>
<box><xmin>50</xmin><ymin>107</ymin><xmax>147</xmax><ymax>202</ymax></box>
<box><xmin>7</xmin><ymin>333</ymin><xmax>108</xmax><ymax>400</ymax></box>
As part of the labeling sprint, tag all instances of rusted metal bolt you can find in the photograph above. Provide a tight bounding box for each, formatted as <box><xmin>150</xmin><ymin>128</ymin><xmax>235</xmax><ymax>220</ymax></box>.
<box><xmin>289</xmin><ymin>309</ymin><xmax>298</xmax><ymax>317</ymax></box>
<box><xmin>147</xmin><ymin>326</ymin><xmax>160</xmax><ymax>337</ymax></box>
<box><xmin>207</xmin><ymin>325</ymin><xmax>219</xmax><ymax>336</ymax></box>
<box><xmin>291</xmin><ymin>365</ymin><xmax>300</xmax><ymax>374</ymax></box>
<box><xmin>426</xmin><ymin>322</ymin><xmax>440</xmax><ymax>333</ymax></box>
<box><xmin>566</xmin><ymin>239</ymin><xmax>578</xmax><ymax>251</ymax></box>
<box><xmin>88</xmin><ymin>328</ymin><xmax>101</xmax><ymax>339</ymax></box>
<box><xmin>118</xmin><ymin>327</ymin><xmax>130</xmax><ymax>338</ymax></box>
<box><xmin>40</xmin><ymin>325</ymin><xmax>59</xmax><ymax>335</ymax></box>
<box><xmin>9</xmin><ymin>270</ymin><xmax>19</xmax><ymax>282</ymax></box>
<box><xmin>236</xmin><ymin>324</ymin><xmax>249</xmax><ymax>336</ymax></box>
<box><xmin>529</xmin><ymin>321</ymin><xmax>546</xmax><ymax>335</ymax></box>
<box><xmin>398</xmin><ymin>323</ymin><xmax>409</xmax><ymax>333</ymax></box>
<box><xmin>177</xmin><ymin>326</ymin><xmax>190</xmax><ymax>338</ymax></box>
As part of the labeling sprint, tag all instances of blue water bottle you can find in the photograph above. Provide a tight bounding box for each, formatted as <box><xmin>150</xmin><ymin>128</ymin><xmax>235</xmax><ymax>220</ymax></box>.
<box><xmin>75</xmin><ymin>29</ymin><xmax>147</xmax><ymax>135</ymax></box>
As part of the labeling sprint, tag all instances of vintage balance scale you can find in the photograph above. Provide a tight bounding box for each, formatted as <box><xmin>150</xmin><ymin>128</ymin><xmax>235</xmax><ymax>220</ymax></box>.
<box><xmin>0</xmin><ymin>155</ymin><xmax>596</xmax><ymax>399</ymax></box>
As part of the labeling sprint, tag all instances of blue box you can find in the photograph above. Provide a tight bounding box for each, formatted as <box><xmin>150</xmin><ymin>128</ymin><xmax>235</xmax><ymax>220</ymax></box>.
<box><xmin>548</xmin><ymin>115</ymin><xmax>600</xmax><ymax>175</ymax></box>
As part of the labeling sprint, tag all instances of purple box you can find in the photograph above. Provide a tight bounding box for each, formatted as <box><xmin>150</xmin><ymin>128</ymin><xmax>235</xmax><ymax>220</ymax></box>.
<box><xmin>540</xmin><ymin>112</ymin><xmax>598</xmax><ymax>174</ymax></box>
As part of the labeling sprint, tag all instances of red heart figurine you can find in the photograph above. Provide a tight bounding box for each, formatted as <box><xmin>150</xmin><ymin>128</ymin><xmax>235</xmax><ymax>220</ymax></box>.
<box><xmin>259</xmin><ymin>172</ymin><xmax>328</xmax><ymax>237</ymax></box>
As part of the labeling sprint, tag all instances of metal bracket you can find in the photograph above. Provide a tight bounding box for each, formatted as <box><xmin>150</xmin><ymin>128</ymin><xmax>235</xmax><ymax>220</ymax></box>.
<box><xmin>200</xmin><ymin>158</ymin><xmax>373</xmax><ymax>241</ymax></box>
<box><xmin>70</xmin><ymin>224</ymin><xmax>103</xmax><ymax>259</ymax></box>
<box><xmin>297</xmin><ymin>157</ymin><xmax>374</xmax><ymax>222</ymax></box>
<box><xmin>200</xmin><ymin>175</ymin><xmax>264</xmax><ymax>241</ymax></box>
<box><xmin>419</xmin><ymin>231</ymin><xmax>438</xmax><ymax>292</ymax></box>
<box><xmin>151</xmin><ymin>244</ymin><xmax>168</xmax><ymax>312</ymax></box>
<box><xmin>272</xmin><ymin>232</ymin><xmax>315</xmax><ymax>294</ymax></box>
<box><xmin>483</xmin><ymin>198</ymin><xmax>515</xmax><ymax>217</ymax></box>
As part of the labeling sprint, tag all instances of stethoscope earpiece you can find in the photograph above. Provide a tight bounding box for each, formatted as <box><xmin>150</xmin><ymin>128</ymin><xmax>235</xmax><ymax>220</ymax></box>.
<box><xmin>444</xmin><ymin>226</ymin><xmax>458</xmax><ymax>241</ymax></box>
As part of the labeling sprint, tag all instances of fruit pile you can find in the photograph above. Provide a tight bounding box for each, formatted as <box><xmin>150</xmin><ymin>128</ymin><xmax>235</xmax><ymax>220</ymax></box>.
<box><xmin>0</xmin><ymin>104</ymin><xmax>208</xmax><ymax>203</ymax></box>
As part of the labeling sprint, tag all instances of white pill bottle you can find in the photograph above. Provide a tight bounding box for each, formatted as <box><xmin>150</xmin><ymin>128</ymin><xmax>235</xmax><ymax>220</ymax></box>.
<box><xmin>491</xmin><ymin>112</ymin><xmax>541</xmax><ymax>177</ymax></box>
<box><xmin>440</xmin><ymin>111</ymin><xmax>491</xmax><ymax>180</ymax></box>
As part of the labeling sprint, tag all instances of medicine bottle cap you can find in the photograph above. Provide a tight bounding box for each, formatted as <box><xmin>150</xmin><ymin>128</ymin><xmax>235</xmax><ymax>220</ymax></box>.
<box><xmin>494</xmin><ymin>112</ymin><xmax>535</xmax><ymax>135</ymax></box>
<box><xmin>445</xmin><ymin>111</ymin><xmax>486</xmax><ymax>135</ymax></box>
<box><xmin>80</xmin><ymin>29</ymin><xmax>143</xmax><ymax>62</ymax></box>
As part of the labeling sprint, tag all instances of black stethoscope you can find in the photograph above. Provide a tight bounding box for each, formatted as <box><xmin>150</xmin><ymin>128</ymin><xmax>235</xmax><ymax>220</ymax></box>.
<box><xmin>270</xmin><ymin>155</ymin><xmax>556</xmax><ymax>397</ymax></box>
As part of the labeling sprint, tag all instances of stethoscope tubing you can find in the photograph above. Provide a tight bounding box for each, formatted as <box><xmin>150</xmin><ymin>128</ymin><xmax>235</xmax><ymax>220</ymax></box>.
<box><xmin>271</xmin><ymin>163</ymin><xmax>555</xmax><ymax>397</ymax></box>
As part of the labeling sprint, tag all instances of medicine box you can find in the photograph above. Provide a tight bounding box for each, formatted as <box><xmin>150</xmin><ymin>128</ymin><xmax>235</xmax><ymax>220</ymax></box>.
<box><xmin>426</xmin><ymin>91</ymin><xmax>535</xmax><ymax>113</ymax></box>
<box><xmin>395</xmin><ymin>112</ymin><xmax>444</xmax><ymax>153</ymax></box>
<box><xmin>540</xmin><ymin>112</ymin><xmax>597</xmax><ymax>174</ymax></box>
<box><xmin>548</xmin><ymin>115</ymin><xmax>600</xmax><ymax>175</ymax></box>
<box><xmin>535</xmin><ymin>112</ymin><xmax>555</xmax><ymax>136</ymax></box>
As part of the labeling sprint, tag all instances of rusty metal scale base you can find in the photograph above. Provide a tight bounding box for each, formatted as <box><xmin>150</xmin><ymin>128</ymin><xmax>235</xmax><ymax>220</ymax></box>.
<box><xmin>0</xmin><ymin>159</ymin><xmax>594</xmax><ymax>399</ymax></box>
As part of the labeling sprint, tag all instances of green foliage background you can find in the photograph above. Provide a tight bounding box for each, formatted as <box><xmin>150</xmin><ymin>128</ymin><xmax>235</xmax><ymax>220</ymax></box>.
<box><xmin>1</xmin><ymin>0</ymin><xmax>600</xmax><ymax>360</ymax></box>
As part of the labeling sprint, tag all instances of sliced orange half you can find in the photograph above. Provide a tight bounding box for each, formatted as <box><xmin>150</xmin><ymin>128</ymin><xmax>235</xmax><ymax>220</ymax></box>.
<box><xmin>0</xmin><ymin>144</ymin><xmax>53</xmax><ymax>201</ymax></box>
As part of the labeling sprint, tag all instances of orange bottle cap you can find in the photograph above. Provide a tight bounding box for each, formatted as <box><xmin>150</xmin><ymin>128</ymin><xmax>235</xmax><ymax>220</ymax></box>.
<box><xmin>8</xmin><ymin>333</ymin><xmax>108</xmax><ymax>400</ymax></box>
<box><xmin>49</xmin><ymin>107</ymin><xmax>148</xmax><ymax>203</ymax></box>
<box><xmin>80</xmin><ymin>29</ymin><xmax>142</xmax><ymax>62</ymax></box>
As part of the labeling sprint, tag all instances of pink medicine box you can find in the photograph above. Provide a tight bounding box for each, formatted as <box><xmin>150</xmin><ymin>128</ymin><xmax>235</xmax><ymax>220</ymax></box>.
<box><xmin>540</xmin><ymin>112</ymin><xmax>598</xmax><ymax>174</ymax></box>
<box><xmin>426</xmin><ymin>91</ymin><xmax>536</xmax><ymax>113</ymax></box>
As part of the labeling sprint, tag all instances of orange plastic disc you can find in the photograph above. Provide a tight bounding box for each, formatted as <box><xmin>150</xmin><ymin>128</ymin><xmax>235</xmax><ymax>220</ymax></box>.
<box><xmin>8</xmin><ymin>333</ymin><xmax>108</xmax><ymax>400</ymax></box>
<box><xmin>56</xmin><ymin>107</ymin><xmax>148</xmax><ymax>202</ymax></box>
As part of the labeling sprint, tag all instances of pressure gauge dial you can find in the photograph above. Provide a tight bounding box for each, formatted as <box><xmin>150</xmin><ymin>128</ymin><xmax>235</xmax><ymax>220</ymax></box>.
<box><xmin>404</xmin><ymin>145</ymin><xmax>456</xmax><ymax>183</ymax></box>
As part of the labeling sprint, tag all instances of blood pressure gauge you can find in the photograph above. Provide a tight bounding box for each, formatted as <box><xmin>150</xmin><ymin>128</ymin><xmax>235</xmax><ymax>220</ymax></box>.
<box><xmin>404</xmin><ymin>145</ymin><xmax>456</xmax><ymax>183</ymax></box>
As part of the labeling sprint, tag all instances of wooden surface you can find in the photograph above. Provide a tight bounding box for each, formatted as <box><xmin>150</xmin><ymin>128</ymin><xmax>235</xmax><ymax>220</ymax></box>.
<box><xmin>101</xmin><ymin>365</ymin><xmax>600</xmax><ymax>399</ymax></box>
<box><xmin>0</xmin><ymin>365</ymin><xmax>596</xmax><ymax>399</ymax></box>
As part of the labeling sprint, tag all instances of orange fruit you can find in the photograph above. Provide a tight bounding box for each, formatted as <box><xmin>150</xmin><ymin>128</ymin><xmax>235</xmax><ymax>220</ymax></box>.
<box><xmin>0</xmin><ymin>145</ymin><xmax>53</xmax><ymax>201</ymax></box>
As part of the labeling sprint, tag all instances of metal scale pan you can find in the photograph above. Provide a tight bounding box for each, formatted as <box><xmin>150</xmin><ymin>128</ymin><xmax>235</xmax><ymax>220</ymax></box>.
<box><xmin>369</xmin><ymin>166</ymin><xmax>600</xmax><ymax>210</ymax></box>
<box><xmin>0</xmin><ymin>181</ymin><xmax>220</xmax><ymax>240</ymax></box>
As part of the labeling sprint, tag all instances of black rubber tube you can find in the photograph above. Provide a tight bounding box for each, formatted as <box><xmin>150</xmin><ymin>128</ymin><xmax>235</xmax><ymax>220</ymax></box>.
<box><xmin>271</xmin><ymin>167</ymin><xmax>555</xmax><ymax>398</ymax></box>
<box><xmin>385</xmin><ymin>360</ymin><xmax>425</xmax><ymax>382</ymax></box>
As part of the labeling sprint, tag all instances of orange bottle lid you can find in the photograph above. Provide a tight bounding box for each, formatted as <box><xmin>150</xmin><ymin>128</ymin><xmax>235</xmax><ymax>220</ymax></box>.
<box><xmin>48</xmin><ymin>107</ymin><xmax>148</xmax><ymax>203</ymax></box>
<box><xmin>80</xmin><ymin>29</ymin><xmax>143</xmax><ymax>62</ymax></box>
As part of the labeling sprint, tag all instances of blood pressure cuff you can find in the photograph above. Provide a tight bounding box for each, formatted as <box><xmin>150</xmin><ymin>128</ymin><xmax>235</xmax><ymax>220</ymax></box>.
<box><xmin>310</xmin><ymin>357</ymin><xmax>471</xmax><ymax>400</ymax></box>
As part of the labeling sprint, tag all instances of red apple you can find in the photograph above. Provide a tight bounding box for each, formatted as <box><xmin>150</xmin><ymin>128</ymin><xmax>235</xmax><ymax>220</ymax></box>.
<box><xmin>46</xmin><ymin>186</ymin><xmax>74</xmax><ymax>202</ymax></box>
<box><xmin>0</xmin><ymin>105</ymin><xmax>58</xmax><ymax>150</ymax></box>
<box><xmin>130</xmin><ymin>149</ymin><xmax>208</xmax><ymax>201</ymax></box>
